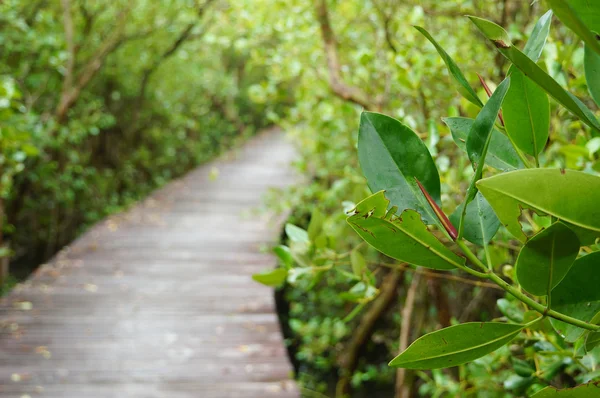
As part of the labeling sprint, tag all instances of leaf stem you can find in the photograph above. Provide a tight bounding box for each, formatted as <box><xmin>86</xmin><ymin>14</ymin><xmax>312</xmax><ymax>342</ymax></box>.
<box><xmin>491</xmin><ymin>272</ymin><xmax>600</xmax><ymax>330</ymax></box>
<box><xmin>456</xmin><ymin>240</ymin><xmax>600</xmax><ymax>332</ymax></box>
<box><xmin>517</xmin><ymin>147</ymin><xmax>534</xmax><ymax>168</ymax></box>
<box><xmin>456</xmin><ymin>240</ymin><xmax>489</xmax><ymax>273</ymax></box>
<box><xmin>483</xmin><ymin>242</ymin><xmax>492</xmax><ymax>270</ymax></box>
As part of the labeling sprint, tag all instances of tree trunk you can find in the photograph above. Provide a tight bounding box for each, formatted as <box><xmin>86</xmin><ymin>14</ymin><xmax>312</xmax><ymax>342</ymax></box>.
<box><xmin>0</xmin><ymin>198</ymin><xmax>8</xmax><ymax>286</ymax></box>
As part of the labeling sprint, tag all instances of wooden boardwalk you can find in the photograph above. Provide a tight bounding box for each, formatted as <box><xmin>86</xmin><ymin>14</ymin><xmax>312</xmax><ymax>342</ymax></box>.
<box><xmin>0</xmin><ymin>129</ymin><xmax>299</xmax><ymax>397</ymax></box>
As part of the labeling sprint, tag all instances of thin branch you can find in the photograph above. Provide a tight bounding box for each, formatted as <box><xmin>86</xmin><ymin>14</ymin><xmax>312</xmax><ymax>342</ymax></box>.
<box><xmin>380</xmin><ymin>261</ymin><xmax>503</xmax><ymax>290</ymax></box>
<box><xmin>336</xmin><ymin>270</ymin><xmax>402</xmax><ymax>397</ymax></box>
<box><xmin>395</xmin><ymin>273</ymin><xmax>422</xmax><ymax>398</ymax></box>
<box><xmin>0</xmin><ymin>199</ymin><xmax>8</xmax><ymax>285</ymax></box>
<box><xmin>128</xmin><ymin>1</ymin><xmax>215</xmax><ymax>125</ymax></box>
<box><xmin>55</xmin><ymin>6</ymin><xmax>132</xmax><ymax>123</ymax></box>
<box><xmin>372</xmin><ymin>0</ymin><xmax>398</xmax><ymax>54</ymax></box>
<box><xmin>313</xmin><ymin>0</ymin><xmax>375</xmax><ymax>109</ymax></box>
<box><xmin>60</xmin><ymin>0</ymin><xmax>76</xmax><ymax>100</ymax></box>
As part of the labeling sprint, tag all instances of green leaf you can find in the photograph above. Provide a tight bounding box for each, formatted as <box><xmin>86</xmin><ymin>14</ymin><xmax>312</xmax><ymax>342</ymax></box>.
<box><xmin>523</xmin><ymin>10</ymin><xmax>553</xmax><ymax>62</ymax></box>
<box><xmin>469</xmin><ymin>16</ymin><xmax>600</xmax><ymax>133</ymax></box>
<box><xmin>584</xmin><ymin>313</ymin><xmax>600</xmax><ymax>352</ymax></box>
<box><xmin>252</xmin><ymin>268</ymin><xmax>288</xmax><ymax>287</ymax></box>
<box><xmin>285</xmin><ymin>223</ymin><xmax>309</xmax><ymax>243</ymax></box>
<box><xmin>467</xmin><ymin>78</ymin><xmax>511</xmax><ymax>169</ymax></box>
<box><xmin>547</xmin><ymin>0</ymin><xmax>600</xmax><ymax>55</ymax></box>
<box><xmin>339</xmin><ymin>281</ymin><xmax>378</xmax><ymax>303</ymax></box>
<box><xmin>510</xmin><ymin>357</ymin><xmax>535</xmax><ymax>377</ymax></box>
<box><xmin>350</xmin><ymin>249</ymin><xmax>366</xmax><ymax>276</ymax></box>
<box><xmin>347</xmin><ymin>191</ymin><xmax>464</xmax><ymax>270</ymax></box>
<box><xmin>307</xmin><ymin>208</ymin><xmax>325</xmax><ymax>241</ymax></box>
<box><xmin>515</xmin><ymin>222</ymin><xmax>580</xmax><ymax>296</ymax></box>
<box><xmin>450</xmin><ymin>192</ymin><xmax>500</xmax><ymax>246</ymax></box>
<box><xmin>389</xmin><ymin>322</ymin><xmax>524</xmax><ymax>369</ymax></box>
<box><xmin>477</xmin><ymin>169</ymin><xmax>600</xmax><ymax>242</ymax></box>
<box><xmin>443</xmin><ymin>117</ymin><xmax>524</xmax><ymax>171</ymax></box>
<box><xmin>530</xmin><ymin>383</ymin><xmax>600</xmax><ymax>397</ymax></box>
<box><xmin>503</xmin><ymin>68</ymin><xmax>550</xmax><ymax>157</ymax></box>
<box><xmin>586</xmin><ymin>329</ymin><xmax>600</xmax><ymax>352</ymax></box>
<box><xmin>460</xmin><ymin>79</ymin><xmax>511</xmax><ymax>217</ymax></box>
<box><xmin>358</xmin><ymin>111</ymin><xmax>442</xmax><ymax>226</ymax></box>
<box><xmin>0</xmin><ymin>247</ymin><xmax>10</xmax><ymax>258</ymax></box>
<box><xmin>585</xmin><ymin>44</ymin><xmax>600</xmax><ymax>107</ymax></box>
<box><xmin>414</xmin><ymin>26</ymin><xmax>483</xmax><ymax>107</ymax></box>
<box><xmin>503</xmin><ymin>374</ymin><xmax>534</xmax><ymax>391</ymax></box>
<box><xmin>273</xmin><ymin>245</ymin><xmax>293</xmax><ymax>269</ymax></box>
<box><xmin>497</xmin><ymin>298</ymin><xmax>525</xmax><ymax>323</ymax></box>
<box><xmin>550</xmin><ymin>251</ymin><xmax>600</xmax><ymax>342</ymax></box>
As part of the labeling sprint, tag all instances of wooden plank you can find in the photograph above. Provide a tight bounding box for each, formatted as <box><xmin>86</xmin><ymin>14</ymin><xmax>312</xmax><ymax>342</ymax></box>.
<box><xmin>0</xmin><ymin>129</ymin><xmax>299</xmax><ymax>397</ymax></box>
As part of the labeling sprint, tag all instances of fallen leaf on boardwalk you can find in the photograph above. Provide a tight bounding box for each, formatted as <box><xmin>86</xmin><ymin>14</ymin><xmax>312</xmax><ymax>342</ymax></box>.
<box><xmin>209</xmin><ymin>167</ymin><xmax>220</xmax><ymax>181</ymax></box>
<box><xmin>13</xmin><ymin>301</ymin><xmax>32</xmax><ymax>311</ymax></box>
<box><xmin>84</xmin><ymin>283</ymin><xmax>98</xmax><ymax>293</ymax></box>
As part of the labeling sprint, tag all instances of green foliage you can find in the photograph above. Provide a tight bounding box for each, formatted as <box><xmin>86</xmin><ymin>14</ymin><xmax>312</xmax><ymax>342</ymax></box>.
<box><xmin>443</xmin><ymin>117</ymin><xmax>524</xmax><ymax>171</ymax></box>
<box><xmin>549</xmin><ymin>252</ymin><xmax>600</xmax><ymax>342</ymax></box>
<box><xmin>515</xmin><ymin>222</ymin><xmax>579</xmax><ymax>297</ymax></box>
<box><xmin>389</xmin><ymin>322</ymin><xmax>526</xmax><ymax>369</ymax></box>
<box><xmin>250</xmin><ymin>0</ymin><xmax>600</xmax><ymax>395</ymax></box>
<box><xmin>477</xmin><ymin>169</ymin><xmax>600</xmax><ymax>243</ymax></box>
<box><xmin>0</xmin><ymin>76</ymin><xmax>38</xmax><ymax>198</ymax></box>
<box><xmin>585</xmin><ymin>46</ymin><xmax>600</xmax><ymax>107</ymax></box>
<box><xmin>414</xmin><ymin>26</ymin><xmax>483</xmax><ymax>108</ymax></box>
<box><xmin>531</xmin><ymin>382</ymin><xmax>600</xmax><ymax>397</ymax></box>
<box><xmin>469</xmin><ymin>16</ymin><xmax>600</xmax><ymax>133</ymax></box>
<box><xmin>345</xmin><ymin>7</ymin><xmax>600</xmax><ymax>393</ymax></box>
<box><xmin>546</xmin><ymin>0</ymin><xmax>600</xmax><ymax>55</ymax></box>
<box><xmin>503</xmin><ymin>68</ymin><xmax>550</xmax><ymax>158</ymax></box>
<box><xmin>449</xmin><ymin>192</ymin><xmax>500</xmax><ymax>246</ymax></box>
<box><xmin>0</xmin><ymin>0</ymin><xmax>288</xmax><ymax>270</ymax></box>
<box><xmin>358</xmin><ymin>112</ymin><xmax>442</xmax><ymax>226</ymax></box>
<box><xmin>347</xmin><ymin>192</ymin><xmax>462</xmax><ymax>270</ymax></box>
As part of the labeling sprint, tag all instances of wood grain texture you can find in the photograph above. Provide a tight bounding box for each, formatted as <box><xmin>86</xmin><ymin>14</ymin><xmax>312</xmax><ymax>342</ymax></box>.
<box><xmin>0</xmin><ymin>129</ymin><xmax>299</xmax><ymax>398</ymax></box>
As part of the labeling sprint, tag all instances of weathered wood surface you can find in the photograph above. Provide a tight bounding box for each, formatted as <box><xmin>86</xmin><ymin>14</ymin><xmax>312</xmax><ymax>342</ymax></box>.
<box><xmin>0</xmin><ymin>129</ymin><xmax>299</xmax><ymax>397</ymax></box>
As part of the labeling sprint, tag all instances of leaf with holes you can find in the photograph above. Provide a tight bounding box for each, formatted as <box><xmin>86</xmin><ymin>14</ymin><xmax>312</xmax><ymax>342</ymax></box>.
<box><xmin>346</xmin><ymin>191</ymin><xmax>463</xmax><ymax>270</ymax></box>
<box><xmin>476</xmin><ymin>169</ymin><xmax>600</xmax><ymax>243</ymax></box>
<box><xmin>358</xmin><ymin>111</ymin><xmax>442</xmax><ymax>226</ymax></box>
<box><xmin>469</xmin><ymin>16</ymin><xmax>600</xmax><ymax>133</ymax></box>
<box><xmin>443</xmin><ymin>117</ymin><xmax>524</xmax><ymax>171</ymax></box>
<box><xmin>389</xmin><ymin>322</ymin><xmax>524</xmax><ymax>369</ymax></box>
<box><xmin>515</xmin><ymin>222</ymin><xmax>580</xmax><ymax>297</ymax></box>
<box><xmin>530</xmin><ymin>382</ymin><xmax>600</xmax><ymax>397</ymax></box>
<box><xmin>549</xmin><ymin>252</ymin><xmax>600</xmax><ymax>342</ymax></box>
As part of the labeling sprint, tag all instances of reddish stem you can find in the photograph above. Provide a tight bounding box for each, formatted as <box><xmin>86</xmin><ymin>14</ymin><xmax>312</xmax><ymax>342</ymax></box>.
<box><xmin>415</xmin><ymin>178</ymin><xmax>458</xmax><ymax>240</ymax></box>
<box><xmin>477</xmin><ymin>73</ymin><xmax>505</xmax><ymax>127</ymax></box>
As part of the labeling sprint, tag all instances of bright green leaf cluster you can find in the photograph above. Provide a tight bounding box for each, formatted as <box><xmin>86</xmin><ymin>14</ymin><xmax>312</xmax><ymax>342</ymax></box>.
<box><xmin>346</xmin><ymin>7</ymin><xmax>600</xmax><ymax>377</ymax></box>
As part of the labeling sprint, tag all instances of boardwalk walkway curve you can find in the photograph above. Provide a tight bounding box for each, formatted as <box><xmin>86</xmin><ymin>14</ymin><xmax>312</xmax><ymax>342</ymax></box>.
<box><xmin>0</xmin><ymin>129</ymin><xmax>299</xmax><ymax>398</ymax></box>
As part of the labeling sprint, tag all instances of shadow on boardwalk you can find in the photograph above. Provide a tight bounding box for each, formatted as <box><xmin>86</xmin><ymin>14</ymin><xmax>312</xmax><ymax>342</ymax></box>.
<box><xmin>0</xmin><ymin>129</ymin><xmax>299</xmax><ymax>398</ymax></box>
